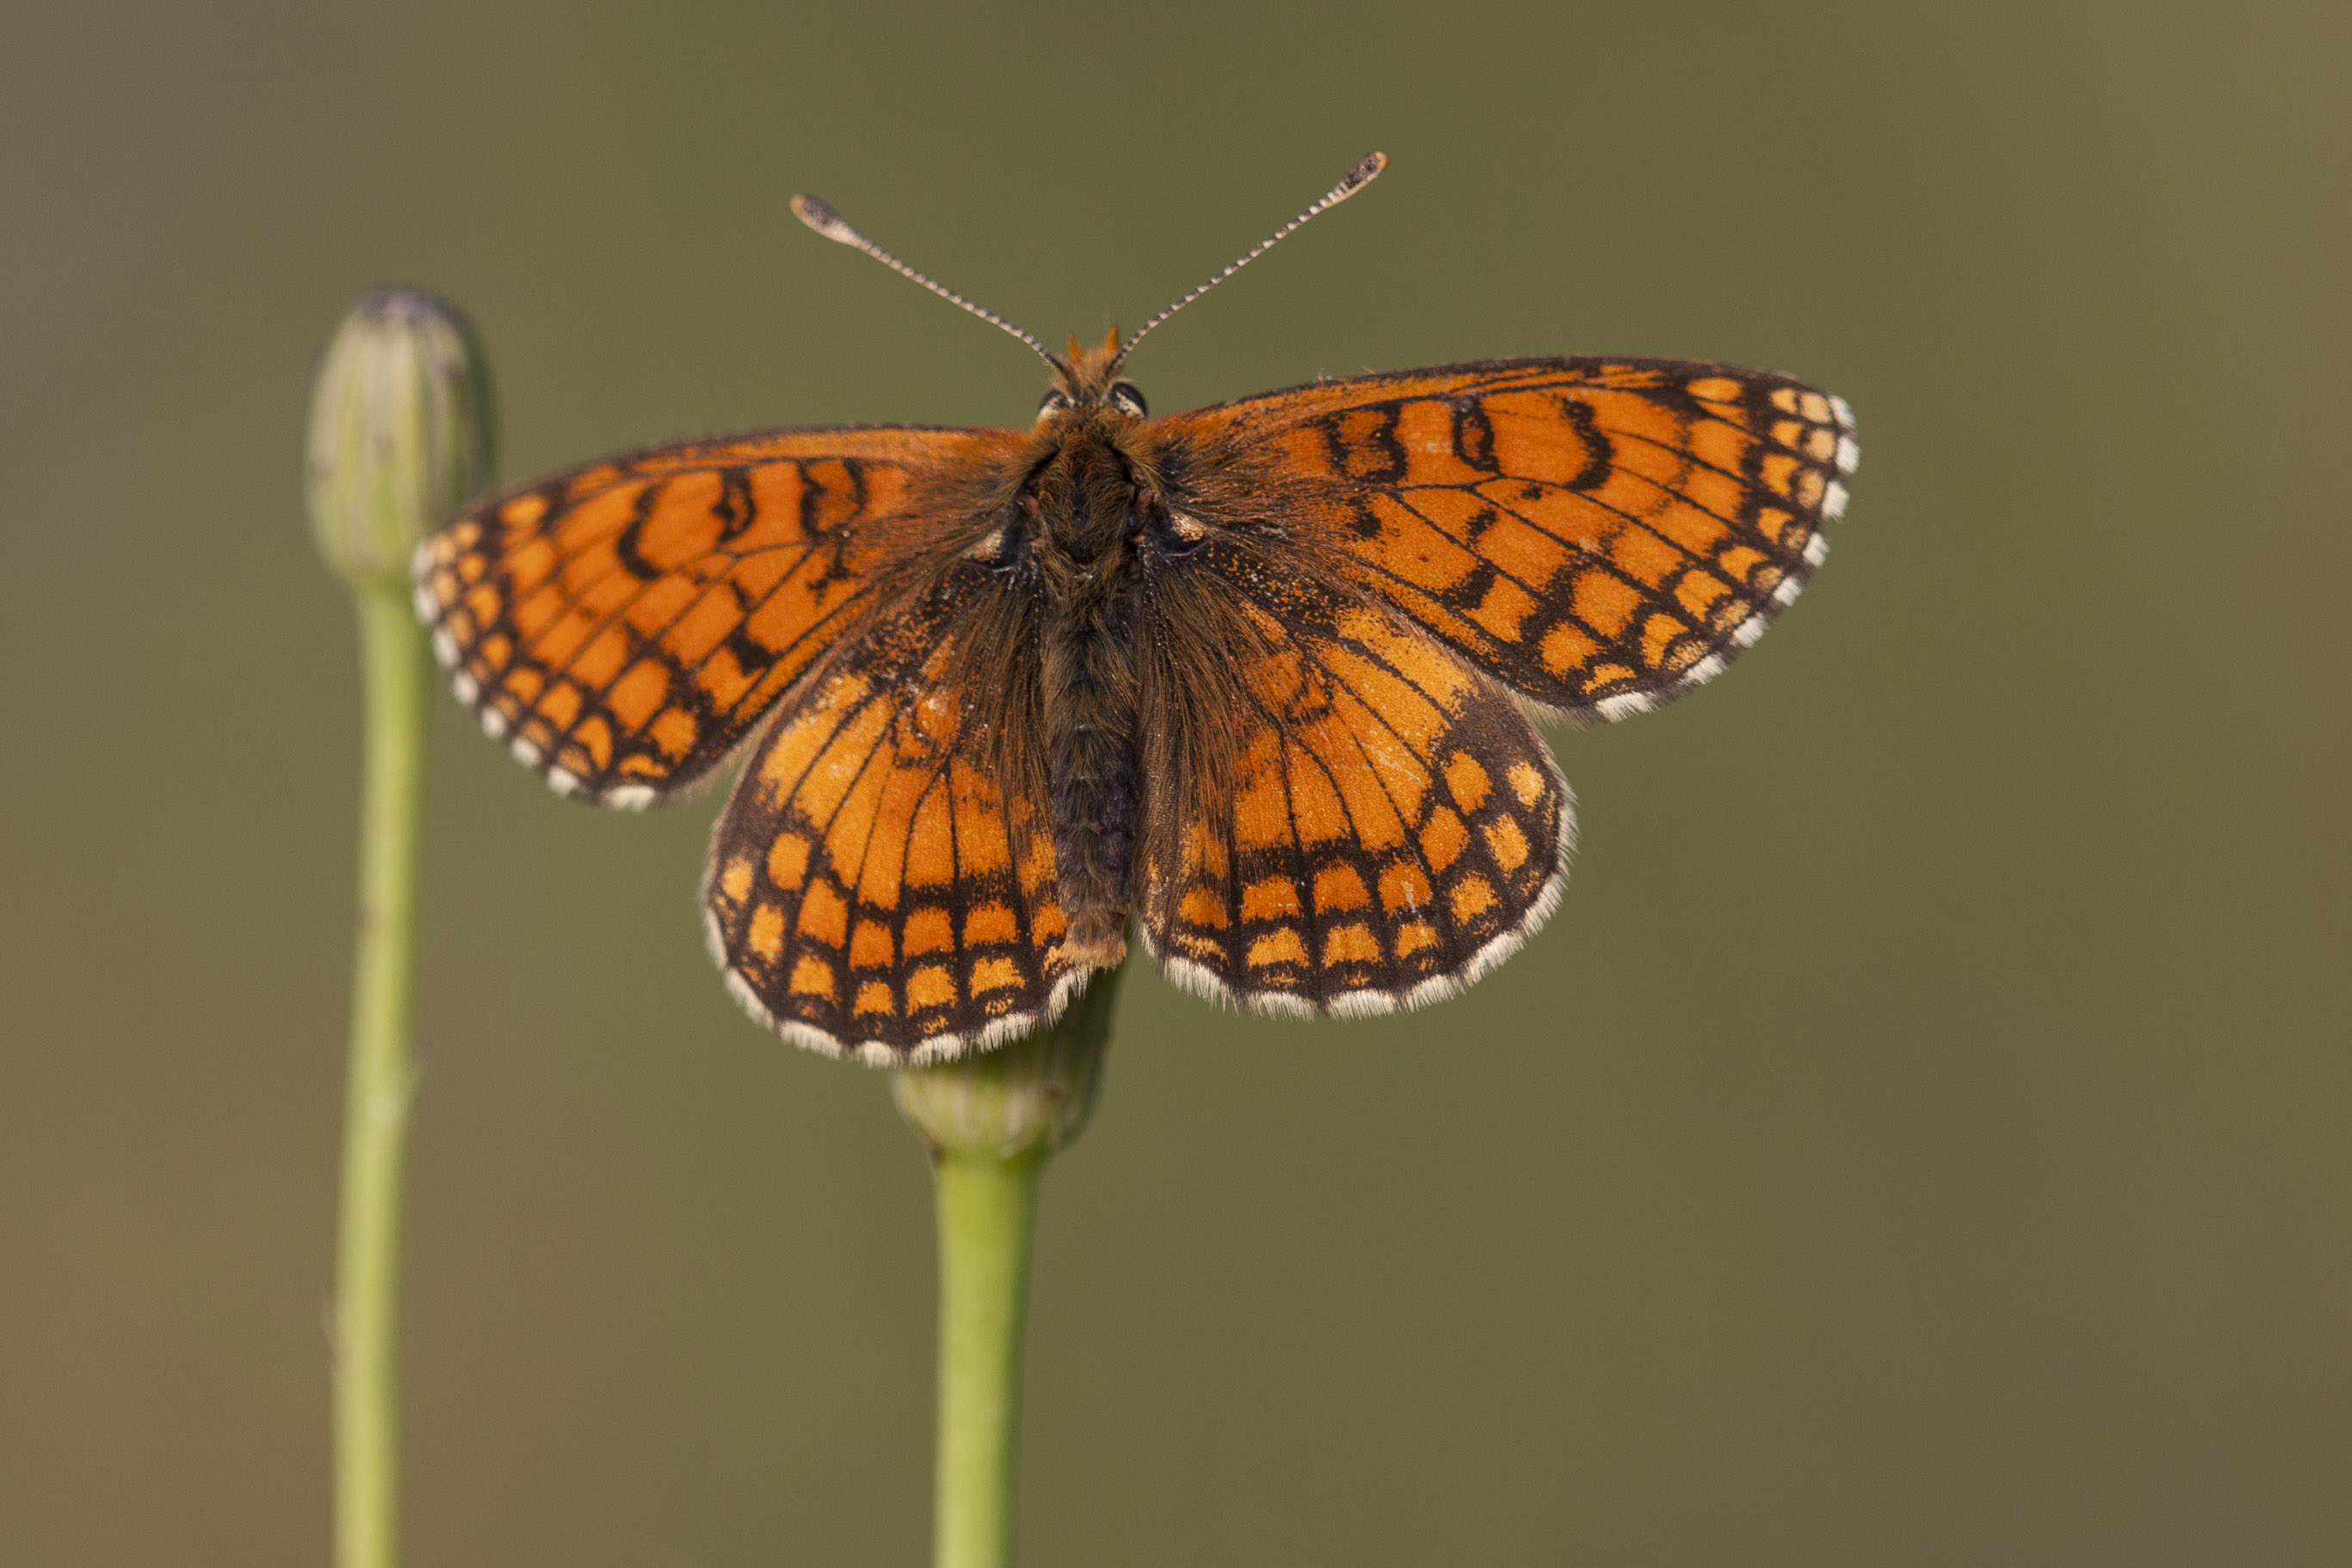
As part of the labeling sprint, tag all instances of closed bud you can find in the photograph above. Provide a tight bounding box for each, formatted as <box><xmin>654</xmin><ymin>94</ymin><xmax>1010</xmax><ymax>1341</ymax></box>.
<box><xmin>306</xmin><ymin>288</ymin><xmax>493</xmax><ymax>589</ymax></box>
<box><xmin>892</xmin><ymin>969</ymin><xmax>1123</xmax><ymax>1163</ymax></box>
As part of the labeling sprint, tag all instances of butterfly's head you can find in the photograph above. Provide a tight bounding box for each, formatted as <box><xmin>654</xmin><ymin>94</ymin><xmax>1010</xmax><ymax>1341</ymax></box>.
<box><xmin>1038</xmin><ymin>329</ymin><xmax>1147</xmax><ymax>426</ymax></box>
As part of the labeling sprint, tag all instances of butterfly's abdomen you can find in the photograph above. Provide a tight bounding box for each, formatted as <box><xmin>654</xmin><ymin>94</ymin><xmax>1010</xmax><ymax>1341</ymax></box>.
<box><xmin>1043</xmin><ymin>613</ymin><xmax>1137</xmax><ymax>967</ymax></box>
<box><xmin>1034</xmin><ymin>429</ymin><xmax>1149</xmax><ymax>969</ymax></box>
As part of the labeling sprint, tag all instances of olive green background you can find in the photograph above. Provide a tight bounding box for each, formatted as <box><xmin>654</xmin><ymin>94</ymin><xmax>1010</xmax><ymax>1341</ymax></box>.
<box><xmin>2</xmin><ymin>3</ymin><xmax>2344</xmax><ymax>1564</ymax></box>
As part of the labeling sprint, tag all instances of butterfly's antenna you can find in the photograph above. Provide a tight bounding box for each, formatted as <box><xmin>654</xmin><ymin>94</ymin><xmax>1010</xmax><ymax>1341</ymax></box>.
<box><xmin>790</xmin><ymin>194</ymin><xmax>1059</xmax><ymax>368</ymax></box>
<box><xmin>1114</xmin><ymin>151</ymin><xmax>1388</xmax><ymax>368</ymax></box>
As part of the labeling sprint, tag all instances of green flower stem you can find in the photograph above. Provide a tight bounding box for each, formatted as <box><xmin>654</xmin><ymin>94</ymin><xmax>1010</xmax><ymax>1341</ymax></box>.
<box><xmin>309</xmin><ymin>287</ymin><xmax>491</xmax><ymax>1568</ymax></box>
<box><xmin>333</xmin><ymin>583</ymin><xmax>433</xmax><ymax>1568</ymax></box>
<box><xmin>930</xmin><ymin>1146</ymin><xmax>1043</xmax><ymax>1568</ymax></box>
<box><xmin>895</xmin><ymin>966</ymin><xmax>1124</xmax><ymax>1568</ymax></box>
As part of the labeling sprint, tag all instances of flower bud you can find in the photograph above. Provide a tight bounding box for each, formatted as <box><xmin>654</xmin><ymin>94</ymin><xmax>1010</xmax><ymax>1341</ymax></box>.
<box><xmin>892</xmin><ymin>968</ymin><xmax>1124</xmax><ymax>1163</ymax></box>
<box><xmin>306</xmin><ymin>288</ymin><xmax>494</xmax><ymax>589</ymax></box>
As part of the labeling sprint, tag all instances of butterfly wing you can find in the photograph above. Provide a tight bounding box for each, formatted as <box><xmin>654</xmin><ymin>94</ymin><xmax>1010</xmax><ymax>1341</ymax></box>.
<box><xmin>1153</xmin><ymin>358</ymin><xmax>1855</xmax><ymax>720</ymax></box>
<box><xmin>413</xmin><ymin>424</ymin><xmax>1022</xmax><ymax>806</ymax></box>
<box><xmin>1135</xmin><ymin>553</ymin><xmax>1570</xmax><ymax>1015</ymax></box>
<box><xmin>701</xmin><ymin>565</ymin><xmax>1082</xmax><ymax>1063</ymax></box>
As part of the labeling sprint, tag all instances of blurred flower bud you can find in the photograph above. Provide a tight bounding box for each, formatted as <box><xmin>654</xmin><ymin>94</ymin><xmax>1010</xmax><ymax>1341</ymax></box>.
<box><xmin>892</xmin><ymin>969</ymin><xmax>1123</xmax><ymax>1163</ymax></box>
<box><xmin>306</xmin><ymin>288</ymin><xmax>494</xmax><ymax>589</ymax></box>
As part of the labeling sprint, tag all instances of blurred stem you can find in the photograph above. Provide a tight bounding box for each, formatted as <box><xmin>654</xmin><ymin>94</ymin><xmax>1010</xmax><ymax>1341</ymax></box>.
<box><xmin>897</xmin><ymin>966</ymin><xmax>1124</xmax><ymax>1568</ymax></box>
<box><xmin>334</xmin><ymin>583</ymin><xmax>431</xmax><ymax>1568</ymax></box>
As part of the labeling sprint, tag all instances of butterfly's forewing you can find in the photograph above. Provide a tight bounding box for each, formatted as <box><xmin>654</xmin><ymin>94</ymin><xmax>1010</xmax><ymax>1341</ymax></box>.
<box><xmin>1137</xmin><ymin>557</ymin><xmax>1570</xmax><ymax>1016</ymax></box>
<box><xmin>414</xmin><ymin>425</ymin><xmax>1018</xmax><ymax>806</ymax></box>
<box><xmin>1156</xmin><ymin>359</ymin><xmax>1855</xmax><ymax>720</ymax></box>
<box><xmin>702</xmin><ymin>569</ymin><xmax>1083</xmax><ymax>1063</ymax></box>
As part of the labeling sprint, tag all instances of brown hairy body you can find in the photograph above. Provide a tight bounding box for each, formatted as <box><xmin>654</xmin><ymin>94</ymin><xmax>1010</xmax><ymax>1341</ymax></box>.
<box><xmin>1030</xmin><ymin>420</ymin><xmax>1147</xmax><ymax>965</ymax></box>
<box><xmin>889</xmin><ymin>331</ymin><xmax>1290</xmax><ymax>976</ymax></box>
<box><xmin>974</xmin><ymin>335</ymin><xmax>1205</xmax><ymax>969</ymax></box>
<box><xmin>843</xmin><ymin>330</ymin><xmax>1265</xmax><ymax>985</ymax></box>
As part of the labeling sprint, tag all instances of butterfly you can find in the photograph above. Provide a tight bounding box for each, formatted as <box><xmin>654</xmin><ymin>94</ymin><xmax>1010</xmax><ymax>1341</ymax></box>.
<box><xmin>413</xmin><ymin>153</ymin><xmax>1855</xmax><ymax>1065</ymax></box>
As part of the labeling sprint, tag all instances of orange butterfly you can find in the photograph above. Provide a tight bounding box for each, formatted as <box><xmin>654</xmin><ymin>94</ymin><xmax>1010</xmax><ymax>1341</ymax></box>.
<box><xmin>414</xmin><ymin>153</ymin><xmax>1855</xmax><ymax>1064</ymax></box>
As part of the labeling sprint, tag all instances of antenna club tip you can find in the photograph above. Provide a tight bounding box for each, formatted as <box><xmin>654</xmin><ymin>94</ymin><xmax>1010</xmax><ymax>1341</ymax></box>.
<box><xmin>1339</xmin><ymin>151</ymin><xmax>1388</xmax><ymax>192</ymax></box>
<box><xmin>790</xmin><ymin>194</ymin><xmax>861</xmax><ymax>244</ymax></box>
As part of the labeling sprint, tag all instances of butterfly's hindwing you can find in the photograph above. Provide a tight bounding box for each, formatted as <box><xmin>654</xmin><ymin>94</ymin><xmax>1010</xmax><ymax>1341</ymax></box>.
<box><xmin>702</xmin><ymin>569</ymin><xmax>1085</xmax><ymax>1063</ymax></box>
<box><xmin>1137</xmin><ymin>553</ymin><xmax>1571</xmax><ymax>1017</ymax></box>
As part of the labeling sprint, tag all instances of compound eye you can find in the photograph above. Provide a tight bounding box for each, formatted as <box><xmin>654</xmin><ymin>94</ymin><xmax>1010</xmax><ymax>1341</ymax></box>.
<box><xmin>1036</xmin><ymin>389</ymin><xmax>1071</xmax><ymax>423</ymax></box>
<box><xmin>1107</xmin><ymin>381</ymin><xmax>1148</xmax><ymax>419</ymax></box>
